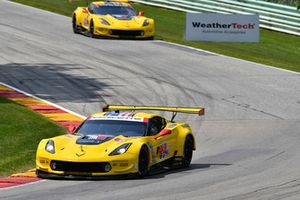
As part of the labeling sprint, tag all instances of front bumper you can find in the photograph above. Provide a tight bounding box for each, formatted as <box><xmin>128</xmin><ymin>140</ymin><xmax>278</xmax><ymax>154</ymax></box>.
<box><xmin>36</xmin><ymin>155</ymin><xmax>139</xmax><ymax>177</ymax></box>
<box><xmin>36</xmin><ymin>169</ymin><xmax>136</xmax><ymax>180</ymax></box>
<box><xmin>94</xmin><ymin>27</ymin><xmax>154</xmax><ymax>39</ymax></box>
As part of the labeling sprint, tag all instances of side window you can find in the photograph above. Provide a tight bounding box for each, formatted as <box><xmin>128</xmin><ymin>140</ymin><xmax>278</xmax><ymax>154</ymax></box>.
<box><xmin>148</xmin><ymin>117</ymin><xmax>166</xmax><ymax>136</ymax></box>
<box><xmin>88</xmin><ymin>4</ymin><xmax>94</xmax><ymax>14</ymax></box>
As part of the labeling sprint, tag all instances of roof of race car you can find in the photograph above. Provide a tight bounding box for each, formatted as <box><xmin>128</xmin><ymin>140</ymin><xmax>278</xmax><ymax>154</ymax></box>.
<box><xmin>89</xmin><ymin>112</ymin><xmax>160</xmax><ymax>122</ymax></box>
<box><xmin>92</xmin><ymin>1</ymin><xmax>131</xmax><ymax>7</ymax></box>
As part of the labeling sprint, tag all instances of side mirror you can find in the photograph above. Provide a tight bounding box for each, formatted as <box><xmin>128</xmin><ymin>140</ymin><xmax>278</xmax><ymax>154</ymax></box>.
<box><xmin>68</xmin><ymin>125</ymin><xmax>77</xmax><ymax>134</ymax></box>
<box><xmin>138</xmin><ymin>11</ymin><xmax>144</xmax><ymax>16</ymax></box>
<box><xmin>154</xmin><ymin>129</ymin><xmax>171</xmax><ymax>140</ymax></box>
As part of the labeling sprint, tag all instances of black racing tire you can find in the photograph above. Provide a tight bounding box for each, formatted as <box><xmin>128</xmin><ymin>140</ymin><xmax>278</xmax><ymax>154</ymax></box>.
<box><xmin>72</xmin><ymin>15</ymin><xmax>80</xmax><ymax>34</ymax></box>
<box><xmin>89</xmin><ymin>20</ymin><xmax>95</xmax><ymax>38</ymax></box>
<box><xmin>36</xmin><ymin>169</ymin><xmax>42</xmax><ymax>178</ymax></box>
<box><xmin>36</xmin><ymin>169</ymin><xmax>47</xmax><ymax>179</ymax></box>
<box><xmin>182</xmin><ymin>135</ymin><xmax>194</xmax><ymax>168</ymax></box>
<box><xmin>138</xmin><ymin>145</ymin><xmax>149</xmax><ymax>177</ymax></box>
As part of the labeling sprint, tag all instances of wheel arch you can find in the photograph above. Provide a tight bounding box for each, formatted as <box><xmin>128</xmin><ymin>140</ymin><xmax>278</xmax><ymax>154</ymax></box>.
<box><xmin>176</xmin><ymin>127</ymin><xmax>196</xmax><ymax>157</ymax></box>
<box><xmin>73</xmin><ymin>7</ymin><xmax>85</xmax><ymax>17</ymax></box>
<box><xmin>137</xmin><ymin>143</ymin><xmax>151</xmax><ymax>177</ymax></box>
<box><xmin>128</xmin><ymin>141</ymin><xmax>152</xmax><ymax>166</ymax></box>
<box><xmin>72</xmin><ymin>7</ymin><xmax>86</xmax><ymax>26</ymax></box>
<box><xmin>140</xmin><ymin>143</ymin><xmax>151</xmax><ymax>165</ymax></box>
<box><xmin>186</xmin><ymin>133</ymin><xmax>196</xmax><ymax>150</ymax></box>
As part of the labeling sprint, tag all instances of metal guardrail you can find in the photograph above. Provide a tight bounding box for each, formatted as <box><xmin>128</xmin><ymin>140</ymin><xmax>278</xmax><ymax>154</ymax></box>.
<box><xmin>132</xmin><ymin>0</ymin><xmax>300</xmax><ymax>36</ymax></box>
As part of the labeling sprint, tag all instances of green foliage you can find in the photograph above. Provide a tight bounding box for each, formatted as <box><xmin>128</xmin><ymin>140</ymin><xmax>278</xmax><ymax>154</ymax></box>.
<box><xmin>0</xmin><ymin>97</ymin><xmax>66</xmax><ymax>177</ymax></box>
<box><xmin>264</xmin><ymin>0</ymin><xmax>300</xmax><ymax>8</ymax></box>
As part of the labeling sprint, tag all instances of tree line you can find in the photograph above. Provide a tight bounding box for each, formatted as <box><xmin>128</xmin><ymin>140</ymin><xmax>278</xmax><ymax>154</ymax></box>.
<box><xmin>264</xmin><ymin>0</ymin><xmax>300</xmax><ymax>9</ymax></box>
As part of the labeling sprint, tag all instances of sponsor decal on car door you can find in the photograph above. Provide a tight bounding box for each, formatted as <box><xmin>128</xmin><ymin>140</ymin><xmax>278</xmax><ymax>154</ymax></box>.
<box><xmin>153</xmin><ymin>133</ymin><xmax>176</xmax><ymax>162</ymax></box>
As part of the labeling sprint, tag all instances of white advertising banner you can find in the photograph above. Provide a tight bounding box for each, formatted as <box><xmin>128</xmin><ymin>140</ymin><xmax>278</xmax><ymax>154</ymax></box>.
<box><xmin>185</xmin><ymin>13</ymin><xmax>259</xmax><ymax>42</ymax></box>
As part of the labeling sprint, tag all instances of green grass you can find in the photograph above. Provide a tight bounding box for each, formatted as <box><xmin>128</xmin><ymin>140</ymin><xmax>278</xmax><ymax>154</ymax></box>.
<box><xmin>10</xmin><ymin>0</ymin><xmax>300</xmax><ymax>72</ymax></box>
<box><xmin>0</xmin><ymin>97</ymin><xmax>66</xmax><ymax>177</ymax></box>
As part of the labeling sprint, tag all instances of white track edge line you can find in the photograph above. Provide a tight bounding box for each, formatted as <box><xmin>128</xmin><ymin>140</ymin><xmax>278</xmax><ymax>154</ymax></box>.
<box><xmin>0</xmin><ymin>82</ymin><xmax>86</xmax><ymax>119</ymax></box>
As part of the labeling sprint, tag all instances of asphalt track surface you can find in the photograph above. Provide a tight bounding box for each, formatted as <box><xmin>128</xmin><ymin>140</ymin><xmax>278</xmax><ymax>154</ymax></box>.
<box><xmin>1</xmin><ymin>0</ymin><xmax>300</xmax><ymax>199</ymax></box>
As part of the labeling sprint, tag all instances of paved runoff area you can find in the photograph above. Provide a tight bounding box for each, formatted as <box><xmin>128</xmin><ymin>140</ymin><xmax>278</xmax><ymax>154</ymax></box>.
<box><xmin>0</xmin><ymin>0</ymin><xmax>300</xmax><ymax>199</ymax></box>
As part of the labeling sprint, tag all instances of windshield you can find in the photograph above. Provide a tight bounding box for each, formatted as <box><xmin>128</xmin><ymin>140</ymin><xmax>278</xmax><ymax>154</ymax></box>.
<box><xmin>94</xmin><ymin>6</ymin><xmax>136</xmax><ymax>16</ymax></box>
<box><xmin>76</xmin><ymin>120</ymin><xmax>147</xmax><ymax>137</ymax></box>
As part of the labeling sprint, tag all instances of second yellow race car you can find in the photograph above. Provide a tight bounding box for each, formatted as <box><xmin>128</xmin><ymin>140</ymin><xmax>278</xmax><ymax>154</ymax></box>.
<box><xmin>36</xmin><ymin>105</ymin><xmax>204</xmax><ymax>178</ymax></box>
<box><xmin>72</xmin><ymin>0</ymin><xmax>155</xmax><ymax>39</ymax></box>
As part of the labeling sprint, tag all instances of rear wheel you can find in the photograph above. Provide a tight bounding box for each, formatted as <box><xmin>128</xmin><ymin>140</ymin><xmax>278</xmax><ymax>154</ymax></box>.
<box><xmin>72</xmin><ymin>15</ymin><xmax>80</xmax><ymax>34</ymax></box>
<box><xmin>182</xmin><ymin>135</ymin><xmax>194</xmax><ymax>168</ymax></box>
<box><xmin>138</xmin><ymin>146</ymin><xmax>149</xmax><ymax>177</ymax></box>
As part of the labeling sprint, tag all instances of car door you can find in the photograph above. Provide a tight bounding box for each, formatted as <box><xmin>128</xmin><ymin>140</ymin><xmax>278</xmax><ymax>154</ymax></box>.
<box><xmin>148</xmin><ymin>117</ymin><xmax>177</xmax><ymax>164</ymax></box>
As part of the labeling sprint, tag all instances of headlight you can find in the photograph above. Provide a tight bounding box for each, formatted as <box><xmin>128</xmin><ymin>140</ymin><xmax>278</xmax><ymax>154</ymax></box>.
<box><xmin>100</xmin><ymin>18</ymin><xmax>110</xmax><ymax>25</ymax></box>
<box><xmin>45</xmin><ymin>140</ymin><xmax>55</xmax><ymax>154</ymax></box>
<box><xmin>109</xmin><ymin>143</ymin><xmax>132</xmax><ymax>156</ymax></box>
<box><xmin>142</xmin><ymin>19</ymin><xmax>149</xmax><ymax>27</ymax></box>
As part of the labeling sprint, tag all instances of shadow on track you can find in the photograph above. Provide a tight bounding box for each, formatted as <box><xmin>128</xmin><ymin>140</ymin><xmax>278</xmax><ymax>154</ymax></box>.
<box><xmin>38</xmin><ymin>163</ymin><xmax>231</xmax><ymax>181</ymax></box>
<box><xmin>0</xmin><ymin>63</ymin><xmax>116</xmax><ymax>104</ymax></box>
<box><xmin>145</xmin><ymin>163</ymin><xmax>231</xmax><ymax>179</ymax></box>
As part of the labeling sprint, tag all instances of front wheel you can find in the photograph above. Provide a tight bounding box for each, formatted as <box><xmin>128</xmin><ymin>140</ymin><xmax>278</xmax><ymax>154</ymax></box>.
<box><xmin>89</xmin><ymin>21</ymin><xmax>95</xmax><ymax>38</ymax></box>
<box><xmin>72</xmin><ymin>15</ymin><xmax>80</xmax><ymax>34</ymax></box>
<box><xmin>182</xmin><ymin>135</ymin><xmax>194</xmax><ymax>168</ymax></box>
<box><xmin>138</xmin><ymin>146</ymin><xmax>149</xmax><ymax>177</ymax></box>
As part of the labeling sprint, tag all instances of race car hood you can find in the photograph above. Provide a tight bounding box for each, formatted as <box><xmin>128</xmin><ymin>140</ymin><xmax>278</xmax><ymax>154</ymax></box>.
<box><xmin>49</xmin><ymin>134</ymin><xmax>139</xmax><ymax>162</ymax></box>
<box><xmin>99</xmin><ymin>15</ymin><xmax>150</xmax><ymax>28</ymax></box>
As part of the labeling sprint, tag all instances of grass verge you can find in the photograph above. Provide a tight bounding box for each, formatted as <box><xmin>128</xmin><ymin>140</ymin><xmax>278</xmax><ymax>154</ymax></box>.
<box><xmin>0</xmin><ymin>97</ymin><xmax>65</xmax><ymax>177</ymax></box>
<box><xmin>10</xmin><ymin>0</ymin><xmax>300</xmax><ymax>72</ymax></box>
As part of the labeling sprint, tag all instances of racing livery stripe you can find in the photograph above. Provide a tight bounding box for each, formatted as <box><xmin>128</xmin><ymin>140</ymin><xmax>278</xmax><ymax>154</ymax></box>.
<box><xmin>0</xmin><ymin>82</ymin><xmax>85</xmax><ymax>188</ymax></box>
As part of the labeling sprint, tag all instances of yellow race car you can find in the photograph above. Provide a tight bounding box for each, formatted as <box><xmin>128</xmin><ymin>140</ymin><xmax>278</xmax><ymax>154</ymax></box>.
<box><xmin>72</xmin><ymin>0</ymin><xmax>155</xmax><ymax>39</ymax></box>
<box><xmin>36</xmin><ymin>105</ymin><xmax>204</xmax><ymax>178</ymax></box>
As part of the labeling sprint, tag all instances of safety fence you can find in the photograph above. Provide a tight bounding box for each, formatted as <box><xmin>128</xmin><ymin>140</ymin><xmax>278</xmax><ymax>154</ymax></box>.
<box><xmin>132</xmin><ymin>0</ymin><xmax>300</xmax><ymax>36</ymax></box>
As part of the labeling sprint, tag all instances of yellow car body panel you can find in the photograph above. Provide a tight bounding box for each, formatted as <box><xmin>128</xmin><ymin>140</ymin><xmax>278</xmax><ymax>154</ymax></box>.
<box><xmin>36</xmin><ymin>106</ymin><xmax>204</xmax><ymax>177</ymax></box>
<box><xmin>72</xmin><ymin>1</ymin><xmax>155</xmax><ymax>39</ymax></box>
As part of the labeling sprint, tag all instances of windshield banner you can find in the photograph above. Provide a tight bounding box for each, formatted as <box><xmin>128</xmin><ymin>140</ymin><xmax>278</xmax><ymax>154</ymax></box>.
<box><xmin>90</xmin><ymin>116</ymin><xmax>145</xmax><ymax>122</ymax></box>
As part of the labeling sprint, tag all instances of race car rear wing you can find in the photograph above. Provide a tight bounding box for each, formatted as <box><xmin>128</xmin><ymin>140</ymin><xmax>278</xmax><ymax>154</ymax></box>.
<box><xmin>102</xmin><ymin>105</ymin><xmax>204</xmax><ymax>121</ymax></box>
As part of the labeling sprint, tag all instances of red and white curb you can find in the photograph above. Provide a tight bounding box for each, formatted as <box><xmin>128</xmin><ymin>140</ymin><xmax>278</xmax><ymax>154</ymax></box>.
<box><xmin>0</xmin><ymin>82</ymin><xmax>86</xmax><ymax>189</ymax></box>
